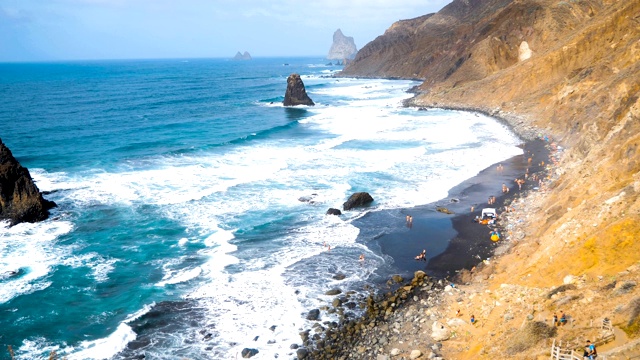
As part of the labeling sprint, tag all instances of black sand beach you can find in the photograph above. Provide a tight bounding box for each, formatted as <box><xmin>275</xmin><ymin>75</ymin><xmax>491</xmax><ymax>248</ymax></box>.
<box><xmin>354</xmin><ymin>137</ymin><xmax>550</xmax><ymax>281</ymax></box>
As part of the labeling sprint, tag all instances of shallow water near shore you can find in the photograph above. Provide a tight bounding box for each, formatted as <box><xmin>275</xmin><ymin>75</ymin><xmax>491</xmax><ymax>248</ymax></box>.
<box><xmin>0</xmin><ymin>57</ymin><xmax>524</xmax><ymax>359</ymax></box>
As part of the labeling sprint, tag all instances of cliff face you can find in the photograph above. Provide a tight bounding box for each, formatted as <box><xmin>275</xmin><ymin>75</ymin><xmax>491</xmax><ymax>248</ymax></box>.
<box><xmin>0</xmin><ymin>139</ymin><xmax>56</xmax><ymax>226</ymax></box>
<box><xmin>344</xmin><ymin>0</ymin><xmax>640</xmax><ymax>281</ymax></box>
<box><xmin>341</xmin><ymin>0</ymin><xmax>640</xmax><ymax>355</ymax></box>
<box><xmin>327</xmin><ymin>29</ymin><xmax>358</xmax><ymax>60</ymax></box>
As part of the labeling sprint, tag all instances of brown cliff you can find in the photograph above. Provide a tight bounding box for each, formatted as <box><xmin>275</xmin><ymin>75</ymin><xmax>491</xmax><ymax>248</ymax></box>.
<box><xmin>0</xmin><ymin>139</ymin><xmax>56</xmax><ymax>226</ymax></box>
<box><xmin>340</xmin><ymin>0</ymin><xmax>640</xmax><ymax>357</ymax></box>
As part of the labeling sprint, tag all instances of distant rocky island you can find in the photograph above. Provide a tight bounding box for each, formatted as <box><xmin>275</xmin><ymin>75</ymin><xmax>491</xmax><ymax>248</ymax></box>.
<box><xmin>327</xmin><ymin>29</ymin><xmax>357</xmax><ymax>61</ymax></box>
<box><xmin>0</xmin><ymin>138</ymin><xmax>56</xmax><ymax>226</ymax></box>
<box><xmin>232</xmin><ymin>51</ymin><xmax>252</xmax><ymax>61</ymax></box>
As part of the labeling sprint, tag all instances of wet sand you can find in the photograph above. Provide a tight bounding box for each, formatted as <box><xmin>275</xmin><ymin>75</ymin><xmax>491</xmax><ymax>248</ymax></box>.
<box><xmin>360</xmin><ymin>138</ymin><xmax>550</xmax><ymax>280</ymax></box>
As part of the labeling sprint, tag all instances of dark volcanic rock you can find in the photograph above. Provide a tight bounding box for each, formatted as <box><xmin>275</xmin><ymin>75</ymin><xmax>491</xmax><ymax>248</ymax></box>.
<box><xmin>241</xmin><ymin>348</ymin><xmax>259</xmax><ymax>358</ymax></box>
<box><xmin>326</xmin><ymin>208</ymin><xmax>342</xmax><ymax>216</ymax></box>
<box><xmin>306</xmin><ymin>309</ymin><xmax>320</xmax><ymax>321</ymax></box>
<box><xmin>283</xmin><ymin>74</ymin><xmax>315</xmax><ymax>106</ymax></box>
<box><xmin>0</xmin><ymin>139</ymin><xmax>56</xmax><ymax>226</ymax></box>
<box><xmin>342</xmin><ymin>192</ymin><xmax>374</xmax><ymax>211</ymax></box>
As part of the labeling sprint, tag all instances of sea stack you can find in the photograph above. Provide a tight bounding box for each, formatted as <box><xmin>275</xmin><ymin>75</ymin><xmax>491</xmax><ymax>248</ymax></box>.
<box><xmin>283</xmin><ymin>74</ymin><xmax>315</xmax><ymax>106</ymax></box>
<box><xmin>0</xmin><ymin>138</ymin><xmax>56</xmax><ymax>226</ymax></box>
<box><xmin>233</xmin><ymin>51</ymin><xmax>252</xmax><ymax>60</ymax></box>
<box><xmin>327</xmin><ymin>29</ymin><xmax>358</xmax><ymax>61</ymax></box>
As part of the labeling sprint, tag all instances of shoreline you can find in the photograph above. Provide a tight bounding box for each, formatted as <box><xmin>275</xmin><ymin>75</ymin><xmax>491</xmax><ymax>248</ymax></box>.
<box><xmin>300</xmin><ymin>130</ymin><xmax>554</xmax><ymax>359</ymax></box>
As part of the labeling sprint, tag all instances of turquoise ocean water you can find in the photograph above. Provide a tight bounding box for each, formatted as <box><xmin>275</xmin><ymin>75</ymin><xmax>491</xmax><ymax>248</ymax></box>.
<box><xmin>0</xmin><ymin>58</ymin><xmax>523</xmax><ymax>359</ymax></box>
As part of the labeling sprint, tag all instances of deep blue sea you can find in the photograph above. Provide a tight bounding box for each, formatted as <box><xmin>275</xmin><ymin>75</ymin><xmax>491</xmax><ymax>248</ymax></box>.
<box><xmin>0</xmin><ymin>57</ymin><xmax>523</xmax><ymax>359</ymax></box>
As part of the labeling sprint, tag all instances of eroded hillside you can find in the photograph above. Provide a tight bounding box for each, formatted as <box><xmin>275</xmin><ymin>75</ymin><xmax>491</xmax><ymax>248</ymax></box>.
<box><xmin>341</xmin><ymin>0</ymin><xmax>640</xmax><ymax>357</ymax></box>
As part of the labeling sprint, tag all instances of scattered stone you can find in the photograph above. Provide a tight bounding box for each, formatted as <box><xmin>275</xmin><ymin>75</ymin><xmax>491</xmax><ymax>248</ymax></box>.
<box><xmin>410</xmin><ymin>349</ymin><xmax>422</xmax><ymax>359</ymax></box>
<box><xmin>435</xmin><ymin>206</ymin><xmax>453</xmax><ymax>214</ymax></box>
<box><xmin>326</xmin><ymin>208</ymin><xmax>342</xmax><ymax>215</ymax></box>
<box><xmin>296</xmin><ymin>348</ymin><xmax>309</xmax><ymax>359</ymax></box>
<box><xmin>325</xmin><ymin>289</ymin><xmax>342</xmax><ymax>296</ymax></box>
<box><xmin>306</xmin><ymin>309</ymin><xmax>320</xmax><ymax>321</ymax></box>
<box><xmin>390</xmin><ymin>348</ymin><xmax>401</xmax><ymax>356</ymax></box>
<box><xmin>241</xmin><ymin>348</ymin><xmax>259</xmax><ymax>358</ymax></box>
<box><xmin>333</xmin><ymin>273</ymin><xmax>347</xmax><ymax>280</ymax></box>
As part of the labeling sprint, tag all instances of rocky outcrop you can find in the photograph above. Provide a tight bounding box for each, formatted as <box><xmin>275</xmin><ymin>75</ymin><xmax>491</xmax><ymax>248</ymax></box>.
<box><xmin>0</xmin><ymin>139</ymin><xmax>56</xmax><ymax>226</ymax></box>
<box><xmin>233</xmin><ymin>51</ymin><xmax>252</xmax><ymax>60</ymax></box>
<box><xmin>283</xmin><ymin>74</ymin><xmax>315</xmax><ymax>106</ymax></box>
<box><xmin>327</xmin><ymin>29</ymin><xmax>357</xmax><ymax>61</ymax></box>
<box><xmin>342</xmin><ymin>192</ymin><xmax>374</xmax><ymax>211</ymax></box>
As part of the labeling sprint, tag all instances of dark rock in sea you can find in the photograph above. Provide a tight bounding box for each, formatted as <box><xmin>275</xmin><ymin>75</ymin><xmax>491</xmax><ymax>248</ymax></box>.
<box><xmin>290</xmin><ymin>343</ymin><xmax>299</xmax><ymax>349</ymax></box>
<box><xmin>326</xmin><ymin>208</ymin><xmax>342</xmax><ymax>216</ymax></box>
<box><xmin>342</xmin><ymin>192</ymin><xmax>374</xmax><ymax>211</ymax></box>
<box><xmin>269</xmin><ymin>325</ymin><xmax>277</xmax><ymax>331</ymax></box>
<box><xmin>332</xmin><ymin>273</ymin><xmax>346</xmax><ymax>280</ymax></box>
<box><xmin>306</xmin><ymin>309</ymin><xmax>320</xmax><ymax>321</ymax></box>
<box><xmin>325</xmin><ymin>288</ymin><xmax>342</xmax><ymax>296</ymax></box>
<box><xmin>253</xmin><ymin>335</ymin><xmax>259</xmax><ymax>341</ymax></box>
<box><xmin>0</xmin><ymin>138</ymin><xmax>56</xmax><ymax>226</ymax></box>
<box><xmin>299</xmin><ymin>193</ymin><xmax>318</xmax><ymax>203</ymax></box>
<box><xmin>283</xmin><ymin>74</ymin><xmax>315</xmax><ymax>106</ymax></box>
<box><xmin>241</xmin><ymin>348</ymin><xmax>259</xmax><ymax>358</ymax></box>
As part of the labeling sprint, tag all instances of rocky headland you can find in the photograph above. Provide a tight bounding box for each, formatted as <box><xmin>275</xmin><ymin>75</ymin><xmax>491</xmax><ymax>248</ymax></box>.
<box><xmin>323</xmin><ymin>0</ymin><xmax>640</xmax><ymax>358</ymax></box>
<box><xmin>0</xmin><ymin>138</ymin><xmax>56</xmax><ymax>226</ymax></box>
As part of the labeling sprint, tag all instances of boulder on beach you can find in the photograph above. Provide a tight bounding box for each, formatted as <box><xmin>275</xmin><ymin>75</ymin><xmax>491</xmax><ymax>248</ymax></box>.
<box><xmin>431</xmin><ymin>321</ymin><xmax>451</xmax><ymax>341</ymax></box>
<box><xmin>283</xmin><ymin>74</ymin><xmax>315</xmax><ymax>106</ymax></box>
<box><xmin>241</xmin><ymin>348</ymin><xmax>259</xmax><ymax>358</ymax></box>
<box><xmin>342</xmin><ymin>192</ymin><xmax>374</xmax><ymax>211</ymax></box>
<box><xmin>306</xmin><ymin>309</ymin><xmax>320</xmax><ymax>321</ymax></box>
<box><xmin>436</xmin><ymin>206</ymin><xmax>454</xmax><ymax>214</ymax></box>
<box><xmin>0</xmin><ymin>138</ymin><xmax>56</xmax><ymax>226</ymax></box>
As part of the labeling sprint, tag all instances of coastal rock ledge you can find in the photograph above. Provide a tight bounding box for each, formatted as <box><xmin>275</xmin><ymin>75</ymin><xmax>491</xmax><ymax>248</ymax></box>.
<box><xmin>0</xmin><ymin>138</ymin><xmax>56</xmax><ymax>226</ymax></box>
<box><xmin>343</xmin><ymin>192</ymin><xmax>374</xmax><ymax>211</ymax></box>
<box><xmin>283</xmin><ymin>74</ymin><xmax>314</xmax><ymax>106</ymax></box>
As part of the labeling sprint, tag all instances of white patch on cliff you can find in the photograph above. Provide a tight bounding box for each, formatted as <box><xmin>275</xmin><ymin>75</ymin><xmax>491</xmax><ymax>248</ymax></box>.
<box><xmin>519</xmin><ymin>41</ymin><xmax>532</xmax><ymax>61</ymax></box>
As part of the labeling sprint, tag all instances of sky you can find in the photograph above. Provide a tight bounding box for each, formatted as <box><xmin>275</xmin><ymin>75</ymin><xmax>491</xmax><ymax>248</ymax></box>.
<box><xmin>0</xmin><ymin>0</ymin><xmax>451</xmax><ymax>62</ymax></box>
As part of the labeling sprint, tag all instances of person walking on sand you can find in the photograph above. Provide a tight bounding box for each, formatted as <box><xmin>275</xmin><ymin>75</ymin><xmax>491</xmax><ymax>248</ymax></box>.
<box><xmin>553</xmin><ymin>313</ymin><xmax>558</xmax><ymax>326</ymax></box>
<box><xmin>470</xmin><ymin>314</ymin><xmax>476</xmax><ymax>324</ymax></box>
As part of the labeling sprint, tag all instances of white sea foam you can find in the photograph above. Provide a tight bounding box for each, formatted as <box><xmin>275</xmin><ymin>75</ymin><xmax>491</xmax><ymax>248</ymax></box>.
<box><xmin>13</xmin><ymin>74</ymin><xmax>525</xmax><ymax>359</ymax></box>
<box><xmin>0</xmin><ymin>221</ymin><xmax>74</xmax><ymax>303</ymax></box>
<box><xmin>65</xmin><ymin>323</ymin><xmax>136</xmax><ymax>360</ymax></box>
<box><xmin>124</xmin><ymin>302</ymin><xmax>156</xmax><ymax>323</ymax></box>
